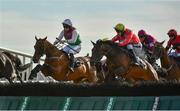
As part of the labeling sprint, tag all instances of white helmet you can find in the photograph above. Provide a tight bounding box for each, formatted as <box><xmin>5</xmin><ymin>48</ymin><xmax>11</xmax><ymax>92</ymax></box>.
<box><xmin>62</xmin><ymin>19</ymin><xmax>72</xmax><ymax>27</ymax></box>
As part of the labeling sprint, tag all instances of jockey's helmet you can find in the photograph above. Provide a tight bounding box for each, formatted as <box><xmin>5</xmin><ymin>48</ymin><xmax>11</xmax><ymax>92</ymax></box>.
<box><xmin>114</xmin><ymin>23</ymin><xmax>125</xmax><ymax>32</ymax></box>
<box><xmin>62</xmin><ymin>19</ymin><xmax>72</xmax><ymax>27</ymax></box>
<box><xmin>167</xmin><ymin>29</ymin><xmax>177</xmax><ymax>37</ymax></box>
<box><xmin>138</xmin><ymin>30</ymin><xmax>146</xmax><ymax>38</ymax></box>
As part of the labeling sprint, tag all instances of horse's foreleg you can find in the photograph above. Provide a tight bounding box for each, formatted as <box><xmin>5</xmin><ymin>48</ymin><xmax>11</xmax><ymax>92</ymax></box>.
<box><xmin>7</xmin><ymin>77</ymin><xmax>13</xmax><ymax>84</ymax></box>
<box><xmin>28</xmin><ymin>64</ymin><xmax>42</xmax><ymax>80</ymax></box>
<box><xmin>104</xmin><ymin>70</ymin><xmax>116</xmax><ymax>84</ymax></box>
<box><xmin>17</xmin><ymin>73</ymin><xmax>23</xmax><ymax>83</ymax></box>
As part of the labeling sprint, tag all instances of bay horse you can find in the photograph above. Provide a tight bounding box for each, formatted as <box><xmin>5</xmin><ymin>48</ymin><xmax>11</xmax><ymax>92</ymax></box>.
<box><xmin>90</xmin><ymin>40</ymin><xmax>159</xmax><ymax>83</ymax></box>
<box><xmin>29</xmin><ymin>36</ymin><xmax>98</xmax><ymax>83</ymax></box>
<box><xmin>151</xmin><ymin>41</ymin><xmax>180</xmax><ymax>80</ymax></box>
<box><xmin>0</xmin><ymin>52</ymin><xmax>22</xmax><ymax>83</ymax></box>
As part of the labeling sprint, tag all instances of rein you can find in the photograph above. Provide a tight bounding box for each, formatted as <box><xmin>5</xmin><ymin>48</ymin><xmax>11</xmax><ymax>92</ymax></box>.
<box><xmin>166</xmin><ymin>64</ymin><xmax>173</xmax><ymax>72</ymax></box>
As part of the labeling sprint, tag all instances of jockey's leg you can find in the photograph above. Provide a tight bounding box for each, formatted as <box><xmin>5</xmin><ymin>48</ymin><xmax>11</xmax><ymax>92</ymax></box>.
<box><xmin>64</xmin><ymin>44</ymin><xmax>81</xmax><ymax>72</ymax></box>
<box><xmin>127</xmin><ymin>44</ymin><xmax>140</xmax><ymax>66</ymax></box>
<box><xmin>129</xmin><ymin>49</ymin><xmax>140</xmax><ymax>66</ymax></box>
<box><xmin>69</xmin><ymin>53</ymin><xmax>75</xmax><ymax>72</ymax></box>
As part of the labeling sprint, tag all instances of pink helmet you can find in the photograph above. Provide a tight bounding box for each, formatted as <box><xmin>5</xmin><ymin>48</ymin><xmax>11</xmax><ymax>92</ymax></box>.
<box><xmin>138</xmin><ymin>30</ymin><xmax>146</xmax><ymax>38</ymax></box>
<box><xmin>167</xmin><ymin>29</ymin><xmax>177</xmax><ymax>37</ymax></box>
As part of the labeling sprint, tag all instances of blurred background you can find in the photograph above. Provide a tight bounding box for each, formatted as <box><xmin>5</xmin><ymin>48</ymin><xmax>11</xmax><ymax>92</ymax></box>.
<box><xmin>0</xmin><ymin>0</ymin><xmax>180</xmax><ymax>56</ymax></box>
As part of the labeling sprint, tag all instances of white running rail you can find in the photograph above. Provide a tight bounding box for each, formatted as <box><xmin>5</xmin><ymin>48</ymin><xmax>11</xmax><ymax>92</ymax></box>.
<box><xmin>0</xmin><ymin>47</ymin><xmax>44</xmax><ymax>81</ymax></box>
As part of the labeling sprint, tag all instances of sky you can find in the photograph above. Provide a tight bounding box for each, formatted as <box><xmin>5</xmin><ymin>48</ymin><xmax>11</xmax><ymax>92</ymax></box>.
<box><xmin>0</xmin><ymin>0</ymin><xmax>180</xmax><ymax>56</ymax></box>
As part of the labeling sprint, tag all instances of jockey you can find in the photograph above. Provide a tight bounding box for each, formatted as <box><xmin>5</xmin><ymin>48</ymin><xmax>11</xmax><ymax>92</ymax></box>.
<box><xmin>138</xmin><ymin>30</ymin><xmax>157</xmax><ymax>54</ymax></box>
<box><xmin>138</xmin><ymin>29</ymin><xmax>157</xmax><ymax>64</ymax></box>
<box><xmin>165</xmin><ymin>29</ymin><xmax>180</xmax><ymax>58</ymax></box>
<box><xmin>138</xmin><ymin>30</ymin><xmax>168</xmax><ymax>76</ymax></box>
<box><xmin>53</xmin><ymin>19</ymin><xmax>82</xmax><ymax>72</ymax></box>
<box><xmin>111</xmin><ymin>23</ymin><xmax>143</xmax><ymax>66</ymax></box>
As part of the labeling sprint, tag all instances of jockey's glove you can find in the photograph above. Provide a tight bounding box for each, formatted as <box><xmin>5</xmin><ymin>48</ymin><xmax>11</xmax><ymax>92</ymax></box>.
<box><xmin>60</xmin><ymin>40</ymin><xmax>67</xmax><ymax>44</ymax></box>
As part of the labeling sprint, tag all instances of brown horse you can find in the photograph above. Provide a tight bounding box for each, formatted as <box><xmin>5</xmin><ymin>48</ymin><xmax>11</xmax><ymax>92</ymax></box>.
<box><xmin>90</xmin><ymin>40</ymin><xmax>159</xmax><ymax>83</ymax></box>
<box><xmin>29</xmin><ymin>36</ymin><xmax>98</xmax><ymax>83</ymax></box>
<box><xmin>151</xmin><ymin>41</ymin><xmax>180</xmax><ymax>80</ymax></box>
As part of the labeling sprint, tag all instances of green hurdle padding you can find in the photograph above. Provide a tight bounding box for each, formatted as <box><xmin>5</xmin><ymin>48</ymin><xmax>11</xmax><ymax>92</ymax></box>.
<box><xmin>0</xmin><ymin>96</ymin><xmax>180</xmax><ymax>110</ymax></box>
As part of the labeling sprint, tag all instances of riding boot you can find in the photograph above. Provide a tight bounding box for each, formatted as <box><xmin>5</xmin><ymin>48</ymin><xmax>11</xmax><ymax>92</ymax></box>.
<box><xmin>69</xmin><ymin>53</ymin><xmax>75</xmax><ymax>72</ymax></box>
<box><xmin>129</xmin><ymin>49</ymin><xmax>140</xmax><ymax>66</ymax></box>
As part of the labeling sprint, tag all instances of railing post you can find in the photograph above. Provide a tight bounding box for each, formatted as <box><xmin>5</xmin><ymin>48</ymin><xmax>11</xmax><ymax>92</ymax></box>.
<box><xmin>23</xmin><ymin>56</ymin><xmax>25</xmax><ymax>65</ymax></box>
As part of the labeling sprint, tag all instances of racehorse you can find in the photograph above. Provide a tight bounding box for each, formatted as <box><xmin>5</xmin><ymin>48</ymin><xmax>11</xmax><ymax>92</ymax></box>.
<box><xmin>151</xmin><ymin>41</ymin><xmax>180</xmax><ymax>80</ymax></box>
<box><xmin>2</xmin><ymin>51</ymin><xmax>32</xmax><ymax>74</ymax></box>
<box><xmin>0</xmin><ymin>52</ymin><xmax>22</xmax><ymax>83</ymax></box>
<box><xmin>29</xmin><ymin>36</ymin><xmax>98</xmax><ymax>83</ymax></box>
<box><xmin>90</xmin><ymin>40</ymin><xmax>159</xmax><ymax>83</ymax></box>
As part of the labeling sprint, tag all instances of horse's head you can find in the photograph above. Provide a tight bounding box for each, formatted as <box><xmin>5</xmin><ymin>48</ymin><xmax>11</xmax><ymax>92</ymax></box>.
<box><xmin>90</xmin><ymin>40</ymin><xmax>111</xmax><ymax>66</ymax></box>
<box><xmin>151</xmin><ymin>40</ymin><xmax>165</xmax><ymax>60</ymax></box>
<box><xmin>33</xmin><ymin>36</ymin><xmax>47</xmax><ymax>63</ymax></box>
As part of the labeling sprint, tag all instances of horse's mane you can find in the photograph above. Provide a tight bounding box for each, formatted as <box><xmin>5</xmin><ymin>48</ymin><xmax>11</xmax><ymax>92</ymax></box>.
<box><xmin>44</xmin><ymin>39</ymin><xmax>69</xmax><ymax>57</ymax></box>
<box><xmin>98</xmin><ymin>40</ymin><xmax>130</xmax><ymax>55</ymax></box>
<box><xmin>44</xmin><ymin>39</ymin><xmax>59</xmax><ymax>51</ymax></box>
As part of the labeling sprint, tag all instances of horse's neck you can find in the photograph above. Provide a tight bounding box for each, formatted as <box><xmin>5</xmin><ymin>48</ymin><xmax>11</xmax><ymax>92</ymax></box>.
<box><xmin>160</xmin><ymin>47</ymin><xmax>171</xmax><ymax>68</ymax></box>
<box><xmin>45</xmin><ymin>41</ymin><xmax>65</xmax><ymax>58</ymax></box>
<box><xmin>105</xmin><ymin>49</ymin><xmax>117</xmax><ymax>60</ymax></box>
<box><xmin>106</xmin><ymin>48</ymin><xmax>130</xmax><ymax>65</ymax></box>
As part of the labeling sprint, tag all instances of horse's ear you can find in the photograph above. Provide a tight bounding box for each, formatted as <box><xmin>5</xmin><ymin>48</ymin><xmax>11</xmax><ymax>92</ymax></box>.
<box><xmin>43</xmin><ymin>36</ymin><xmax>47</xmax><ymax>41</ymax></box>
<box><xmin>35</xmin><ymin>36</ymin><xmax>38</xmax><ymax>40</ymax></box>
<box><xmin>91</xmin><ymin>41</ymin><xmax>96</xmax><ymax>46</ymax></box>
<box><xmin>160</xmin><ymin>40</ymin><xmax>165</xmax><ymax>45</ymax></box>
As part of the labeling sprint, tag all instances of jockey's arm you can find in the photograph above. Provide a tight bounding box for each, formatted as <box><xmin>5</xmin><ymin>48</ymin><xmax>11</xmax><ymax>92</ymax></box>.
<box><xmin>165</xmin><ymin>40</ymin><xmax>172</xmax><ymax>51</ymax></box>
<box><xmin>118</xmin><ymin>33</ymin><xmax>133</xmax><ymax>46</ymax></box>
<box><xmin>146</xmin><ymin>42</ymin><xmax>154</xmax><ymax>51</ymax></box>
<box><xmin>54</xmin><ymin>31</ymin><xmax>64</xmax><ymax>45</ymax></box>
<box><xmin>165</xmin><ymin>46</ymin><xmax>170</xmax><ymax>52</ymax></box>
<box><xmin>111</xmin><ymin>36</ymin><xmax>119</xmax><ymax>43</ymax></box>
